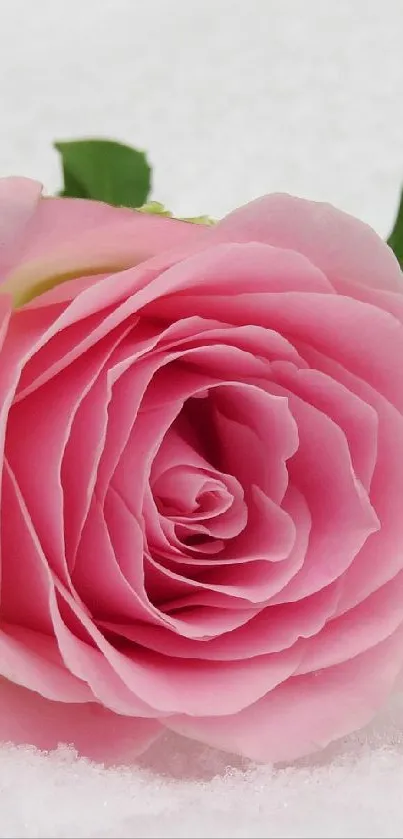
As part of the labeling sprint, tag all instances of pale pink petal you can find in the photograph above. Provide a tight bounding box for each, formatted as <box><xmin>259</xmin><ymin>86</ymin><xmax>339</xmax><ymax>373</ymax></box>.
<box><xmin>0</xmin><ymin>295</ymin><xmax>13</xmax><ymax>515</ymax></box>
<box><xmin>0</xmin><ymin>177</ymin><xmax>42</xmax><ymax>278</ymax></box>
<box><xmin>213</xmin><ymin>193</ymin><xmax>403</xmax><ymax>292</ymax></box>
<box><xmin>17</xmin><ymin>240</ymin><xmax>328</xmax><ymax>368</ymax></box>
<box><xmin>143</xmin><ymin>240</ymin><xmax>334</xmax><ymax>299</ymax></box>
<box><xmin>0</xmin><ymin>626</ymin><xmax>91</xmax><ymax>702</ymax></box>
<box><xmin>117</xmin><ymin>643</ymin><xmax>303</xmax><ymax>716</ymax></box>
<box><xmin>155</xmin><ymin>468</ymin><xmax>246</xmax><ymax>542</ymax></box>
<box><xmin>140</xmin><ymin>345</ymin><xmax>278</xmax><ymax>416</ymax></box>
<box><xmin>329</xmin><ymin>275</ymin><xmax>403</xmax><ymax>323</ymax></box>
<box><xmin>0</xmin><ymin>304</ymin><xmax>55</xmax><ymax>486</ymax></box>
<box><xmin>0</xmin><ymin>678</ymin><xmax>161</xmax><ymax>764</ymax></box>
<box><xmin>10</xmin><ymin>271</ymin><xmax>164</xmax><ymax>403</ymax></box>
<box><xmin>3</xmin><ymin>199</ymin><xmax>209</xmax><ymax>306</ymax></box>
<box><xmin>16</xmin><ymin>243</ymin><xmax>318</xmax><ymax>384</ymax></box>
<box><xmin>166</xmin><ymin>623</ymin><xmax>403</xmax><ymax>763</ymax></box>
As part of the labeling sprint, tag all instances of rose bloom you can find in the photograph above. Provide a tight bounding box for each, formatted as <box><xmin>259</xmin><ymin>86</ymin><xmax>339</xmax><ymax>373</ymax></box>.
<box><xmin>0</xmin><ymin>176</ymin><xmax>403</xmax><ymax>765</ymax></box>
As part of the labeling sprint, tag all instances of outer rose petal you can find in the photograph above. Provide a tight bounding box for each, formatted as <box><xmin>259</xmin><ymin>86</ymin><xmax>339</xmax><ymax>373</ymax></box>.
<box><xmin>0</xmin><ymin>678</ymin><xmax>161</xmax><ymax>764</ymax></box>
<box><xmin>1</xmin><ymin>181</ymin><xmax>210</xmax><ymax>306</ymax></box>
<box><xmin>0</xmin><ymin>177</ymin><xmax>42</xmax><ymax>279</ymax></box>
<box><xmin>166</xmin><ymin>622</ymin><xmax>403</xmax><ymax>763</ymax></box>
<box><xmin>214</xmin><ymin>193</ymin><xmax>403</xmax><ymax>292</ymax></box>
<box><xmin>0</xmin><ymin>625</ymin><xmax>92</xmax><ymax>702</ymax></box>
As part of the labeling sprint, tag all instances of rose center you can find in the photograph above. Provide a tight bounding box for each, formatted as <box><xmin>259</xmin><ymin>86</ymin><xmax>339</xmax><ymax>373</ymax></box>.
<box><xmin>149</xmin><ymin>394</ymin><xmax>248</xmax><ymax>556</ymax></box>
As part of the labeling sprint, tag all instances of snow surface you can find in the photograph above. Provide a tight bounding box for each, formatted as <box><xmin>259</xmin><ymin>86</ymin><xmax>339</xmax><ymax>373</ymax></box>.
<box><xmin>1</xmin><ymin>0</ymin><xmax>403</xmax><ymax>835</ymax></box>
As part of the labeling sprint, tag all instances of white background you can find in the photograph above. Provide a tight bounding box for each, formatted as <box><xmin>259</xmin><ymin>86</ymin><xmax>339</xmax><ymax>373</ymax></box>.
<box><xmin>1</xmin><ymin>1</ymin><xmax>403</xmax><ymax>836</ymax></box>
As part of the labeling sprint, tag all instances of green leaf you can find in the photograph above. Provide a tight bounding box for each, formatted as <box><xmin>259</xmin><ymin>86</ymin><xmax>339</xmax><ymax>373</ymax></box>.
<box><xmin>387</xmin><ymin>187</ymin><xmax>403</xmax><ymax>268</ymax></box>
<box><xmin>54</xmin><ymin>138</ymin><xmax>152</xmax><ymax>208</ymax></box>
<box><xmin>59</xmin><ymin>164</ymin><xmax>88</xmax><ymax>199</ymax></box>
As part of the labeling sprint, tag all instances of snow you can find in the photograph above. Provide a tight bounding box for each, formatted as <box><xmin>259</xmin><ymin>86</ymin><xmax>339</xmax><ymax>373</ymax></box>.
<box><xmin>1</xmin><ymin>0</ymin><xmax>403</xmax><ymax>835</ymax></box>
<box><xmin>2</xmin><ymin>704</ymin><xmax>403</xmax><ymax>838</ymax></box>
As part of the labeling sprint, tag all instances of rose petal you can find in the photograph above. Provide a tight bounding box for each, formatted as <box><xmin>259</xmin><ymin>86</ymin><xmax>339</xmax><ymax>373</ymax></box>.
<box><xmin>298</xmin><ymin>344</ymin><xmax>403</xmax><ymax>609</ymax></box>
<box><xmin>1</xmin><ymin>460</ymin><xmax>54</xmax><ymax>633</ymax></box>
<box><xmin>0</xmin><ymin>626</ymin><xmax>92</xmax><ymax>703</ymax></box>
<box><xmin>144</xmin><ymin>240</ymin><xmax>334</xmax><ymax>299</ymax></box>
<box><xmin>3</xmin><ymin>200</ymin><xmax>209</xmax><ymax>306</ymax></box>
<box><xmin>6</xmin><ymin>331</ymin><xmax>128</xmax><ymax>582</ymax></box>
<box><xmin>211</xmin><ymin>383</ymin><xmax>298</xmax><ymax>504</ymax></box>
<box><xmin>56</xmin><ymin>563</ymin><xmax>303</xmax><ymax>716</ymax></box>
<box><xmin>0</xmin><ymin>177</ymin><xmax>42</xmax><ymax>279</ymax></box>
<box><xmin>270</xmin><ymin>388</ymin><xmax>379</xmax><ymax>603</ymax></box>
<box><xmin>62</xmin><ymin>326</ymin><xmax>137</xmax><ymax>564</ymax></box>
<box><xmin>72</xmin><ymin>496</ymin><xmax>151</xmax><ymax>623</ymax></box>
<box><xmin>0</xmin><ymin>464</ymin><xmax>92</xmax><ymax>701</ymax></box>
<box><xmin>269</xmin><ymin>360</ymin><xmax>378</xmax><ymax>491</ymax></box>
<box><xmin>4</xmin><ymin>461</ymin><xmax>159</xmax><ymax>717</ymax></box>
<box><xmin>105</xmin><ymin>487</ymin><xmax>255</xmax><ymax>638</ymax></box>
<box><xmin>148</xmin><ymin>285</ymin><xmax>403</xmax><ymax>413</ymax></box>
<box><xmin>296</xmin><ymin>570</ymin><xmax>403</xmax><ymax>674</ymax></box>
<box><xmin>0</xmin><ymin>677</ymin><xmax>161</xmax><ymax>764</ymax></box>
<box><xmin>127</xmin><ymin>484</ymin><xmax>312</xmax><ymax>658</ymax></box>
<box><xmin>213</xmin><ymin>193</ymin><xmax>403</xmax><ymax>292</ymax></box>
<box><xmin>166</xmin><ymin>623</ymin><xmax>403</xmax><ymax>763</ymax></box>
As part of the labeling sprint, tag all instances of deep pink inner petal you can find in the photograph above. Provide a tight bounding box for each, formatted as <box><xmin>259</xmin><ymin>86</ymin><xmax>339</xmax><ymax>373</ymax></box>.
<box><xmin>210</xmin><ymin>384</ymin><xmax>298</xmax><ymax>503</ymax></box>
<box><xmin>269</xmin><ymin>388</ymin><xmax>379</xmax><ymax>603</ymax></box>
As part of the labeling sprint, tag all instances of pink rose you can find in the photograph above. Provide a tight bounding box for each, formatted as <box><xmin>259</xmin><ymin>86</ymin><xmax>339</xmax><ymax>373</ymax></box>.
<box><xmin>0</xmin><ymin>176</ymin><xmax>403</xmax><ymax>765</ymax></box>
